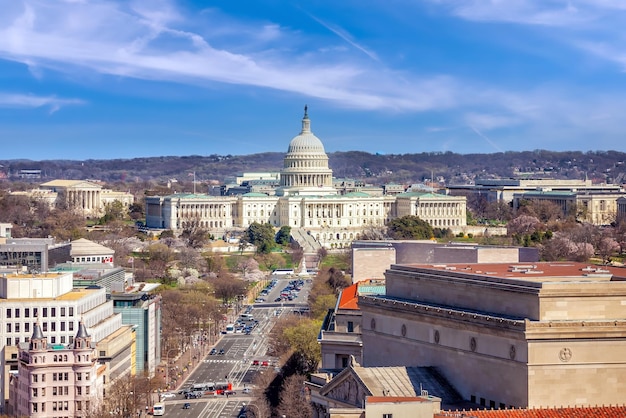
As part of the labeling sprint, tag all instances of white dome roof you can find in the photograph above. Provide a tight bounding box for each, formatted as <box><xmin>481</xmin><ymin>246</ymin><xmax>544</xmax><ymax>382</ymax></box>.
<box><xmin>288</xmin><ymin>132</ymin><xmax>325</xmax><ymax>154</ymax></box>
<box><xmin>286</xmin><ymin>106</ymin><xmax>326</xmax><ymax>155</ymax></box>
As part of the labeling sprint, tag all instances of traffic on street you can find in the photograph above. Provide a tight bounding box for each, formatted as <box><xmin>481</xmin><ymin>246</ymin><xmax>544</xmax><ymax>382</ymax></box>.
<box><xmin>157</xmin><ymin>274</ymin><xmax>312</xmax><ymax>417</ymax></box>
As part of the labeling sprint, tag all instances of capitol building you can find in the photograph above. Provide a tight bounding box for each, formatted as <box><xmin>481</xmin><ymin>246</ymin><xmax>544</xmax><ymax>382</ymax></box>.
<box><xmin>145</xmin><ymin>108</ymin><xmax>466</xmax><ymax>248</ymax></box>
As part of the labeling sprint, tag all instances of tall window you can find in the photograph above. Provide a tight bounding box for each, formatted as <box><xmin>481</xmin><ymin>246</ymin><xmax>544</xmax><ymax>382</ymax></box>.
<box><xmin>347</xmin><ymin>321</ymin><xmax>354</xmax><ymax>333</ymax></box>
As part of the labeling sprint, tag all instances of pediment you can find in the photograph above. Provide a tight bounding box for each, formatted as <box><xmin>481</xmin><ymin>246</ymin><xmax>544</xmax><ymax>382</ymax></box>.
<box><xmin>320</xmin><ymin>368</ymin><xmax>371</xmax><ymax>408</ymax></box>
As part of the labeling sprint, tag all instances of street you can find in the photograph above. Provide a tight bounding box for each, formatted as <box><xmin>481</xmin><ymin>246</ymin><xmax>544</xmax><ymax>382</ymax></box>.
<box><xmin>159</xmin><ymin>275</ymin><xmax>312</xmax><ymax>417</ymax></box>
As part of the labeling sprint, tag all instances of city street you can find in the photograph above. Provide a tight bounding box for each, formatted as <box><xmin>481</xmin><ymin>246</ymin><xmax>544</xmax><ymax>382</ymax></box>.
<box><xmin>159</xmin><ymin>275</ymin><xmax>313</xmax><ymax>417</ymax></box>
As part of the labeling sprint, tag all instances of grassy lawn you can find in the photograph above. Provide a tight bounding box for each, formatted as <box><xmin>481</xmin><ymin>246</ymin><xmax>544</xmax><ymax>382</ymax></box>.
<box><xmin>319</xmin><ymin>253</ymin><xmax>350</xmax><ymax>270</ymax></box>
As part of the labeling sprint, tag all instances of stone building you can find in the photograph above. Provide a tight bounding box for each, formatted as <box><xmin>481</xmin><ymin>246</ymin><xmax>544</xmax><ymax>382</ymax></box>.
<box><xmin>145</xmin><ymin>108</ymin><xmax>467</xmax><ymax>248</ymax></box>
<box><xmin>350</xmin><ymin>240</ymin><xmax>538</xmax><ymax>283</ymax></box>
<box><xmin>11</xmin><ymin>321</ymin><xmax>103</xmax><ymax>417</ymax></box>
<box><xmin>12</xmin><ymin>180</ymin><xmax>134</xmax><ymax>218</ymax></box>
<box><xmin>358</xmin><ymin>262</ymin><xmax>626</xmax><ymax>408</ymax></box>
<box><xmin>0</xmin><ymin>271</ymin><xmax>133</xmax><ymax>412</ymax></box>
<box><xmin>512</xmin><ymin>190</ymin><xmax>626</xmax><ymax>225</ymax></box>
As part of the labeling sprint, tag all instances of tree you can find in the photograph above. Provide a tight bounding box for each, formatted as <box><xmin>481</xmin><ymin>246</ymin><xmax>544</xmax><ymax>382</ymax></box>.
<box><xmin>387</xmin><ymin>215</ymin><xmax>433</xmax><ymax>240</ymax></box>
<box><xmin>42</xmin><ymin>208</ymin><xmax>85</xmax><ymax>241</ymax></box>
<box><xmin>212</xmin><ymin>274</ymin><xmax>247</xmax><ymax>304</ymax></box>
<box><xmin>275</xmin><ymin>225</ymin><xmax>291</xmax><ymax>245</ymax></box>
<box><xmin>256</xmin><ymin>253</ymin><xmax>286</xmax><ymax>271</ymax></box>
<box><xmin>159</xmin><ymin>229</ymin><xmax>175</xmax><ymax>240</ymax></box>
<box><xmin>246</xmin><ymin>222</ymin><xmax>276</xmax><ymax>254</ymax></box>
<box><xmin>277</xmin><ymin>374</ymin><xmax>312</xmax><ymax>418</ymax></box>
<box><xmin>282</xmin><ymin>319</ymin><xmax>322</xmax><ymax>374</ymax></box>
<box><xmin>325</xmin><ymin>267</ymin><xmax>350</xmax><ymax>293</ymax></box>
<box><xmin>205</xmin><ymin>253</ymin><xmax>227</xmax><ymax>275</ymax></box>
<box><xmin>143</xmin><ymin>243</ymin><xmax>174</xmax><ymax>283</ymax></box>
<box><xmin>597</xmin><ymin>236</ymin><xmax>620</xmax><ymax>264</ymax></box>
<box><xmin>507</xmin><ymin>215</ymin><xmax>541</xmax><ymax>237</ymax></box>
<box><xmin>484</xmin><ymin>200</ymin><xmax>513</xmax><ymax>223</ymax></box>
<box><xmin>289</xmin><ymin>242</ymin><xmax>304</xmax><ymax>267</ymax></box>
<box><xmin>180</xmin><ymin>227</ymin><xmax>209</xmax><ymax>249</ymax></box>
<box><xmin>128</xmin><ymin>202</ymin><xmax>144</xmax><ymax>220</ymax></box>
<box><xmin>234</xmin><ymin>256</ymin><xmax>260</xmax><ymax>278</ymax></box>
<box><xmin>98</xmin><ymin>200</ymin><xmax>127</xmax><ymax>224</ymax></box>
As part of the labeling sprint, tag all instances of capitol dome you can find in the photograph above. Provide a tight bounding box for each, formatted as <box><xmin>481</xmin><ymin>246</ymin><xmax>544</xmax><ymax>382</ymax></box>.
<box><xmin>287</xmin><ymin>106</ymin><xmax>326</xmax><ymax>154</ymax></box>
<box><xmin>277</xmin><ymin>106</ymin><xmax>336</xmax><ymax>197</ymax></box>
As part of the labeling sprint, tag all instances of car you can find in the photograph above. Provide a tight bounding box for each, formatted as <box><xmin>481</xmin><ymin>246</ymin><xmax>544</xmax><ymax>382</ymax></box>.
<box><xmin>261</xmin><ymin>360</ymin><xmax>269</xmax><ymax>367</ymax></box>
<box><xmin>242</xmin><ymin>387</ymin><xmax>251</xmax><ymax>394</ymax></box>
<box><xmin>218</xmin><ymin>348</ymin><xmax>225</xmax><ymax>355</ymax></box>
<box><xmin>183</xmin><ymin>403</ymin><xmax>191</xmax><ymax>409</ymax></box>
<box><xmin>274</xmin><ymin>297</ymin><xmax>282</xmax><ymax>302</ymax></box>
<box><xmin>223</xmin><ymin>390</ymin><xmax>236</xmax><ymax>396</ymax></box>
<box><xmin>209</xmin><ymin>348</ymin><xmax>217</xmax><ymax>355</ymax></box>
<box><xmin>160</xmin><ymin>392</ymin><xmax>175</xmax><ymax>399</ymax></box>
<box><xmin>252</xmin><ymin>359</ymin><xmax>260</xmax><ymax>365</ymax></box>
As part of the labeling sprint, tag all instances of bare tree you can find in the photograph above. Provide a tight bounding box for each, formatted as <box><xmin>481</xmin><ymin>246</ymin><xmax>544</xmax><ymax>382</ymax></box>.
<box><xmin>276</xmin><ymin>374</ymin><xmax>312</xmax><ymax>418</ymax></box>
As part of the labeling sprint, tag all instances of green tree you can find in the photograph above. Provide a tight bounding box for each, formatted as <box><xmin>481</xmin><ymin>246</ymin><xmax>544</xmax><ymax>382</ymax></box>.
<box><xmin>387</xmin><ymin>215</ymin><xmax>434</xmax><ymax>240</ymax></box>
<box><xmin>275</xmin><ymin>225</ymin><xmax>291</xmax><ymax>245</ymax></box>
<box><xmin>282</xmin><ymin>318</ymin><xmax>322</xmax><ymax>373</ymax></box>
<box><xmin>246</xmin><ymin>222</ymin><xmax>276</xmax><ymax>254</ymax></box>
<box><xmin>98</xmin><ymin>200</ymin><xmax>127</xmax><ymax>224</ymax></box>
<box><xmin>128</xmin><ymin>202</ymin><xmax>144</xmax><ymax>220</ymax></box>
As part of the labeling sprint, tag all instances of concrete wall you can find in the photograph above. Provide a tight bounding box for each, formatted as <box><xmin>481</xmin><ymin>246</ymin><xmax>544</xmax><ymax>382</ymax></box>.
<box><xmin>360</xmin><ymin>302</ymin><xmax>529</xmax><ymax>408</ymax></box>
<box><xmin>352</xmin><ymin>247</ymin><xmax>396</xmax><ymax>283</ymax></box>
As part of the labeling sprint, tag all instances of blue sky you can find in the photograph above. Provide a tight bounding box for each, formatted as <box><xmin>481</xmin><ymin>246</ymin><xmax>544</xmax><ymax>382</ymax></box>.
<box><xmin>1</xmin><ymin>0</ymin><xmax>626</xmax><ymax>160</ymax></box>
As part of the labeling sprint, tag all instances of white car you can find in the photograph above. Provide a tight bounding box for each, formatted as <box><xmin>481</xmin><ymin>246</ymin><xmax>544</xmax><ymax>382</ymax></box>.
<box><xmin>160</xmin><ymin>392</ymin><xmax>175</xmax><ymax>400</ymax></box>
<box><xmin>242</xmin><ymin>388</ymin><xmax>251</xmax><ymax>394</ymax></box>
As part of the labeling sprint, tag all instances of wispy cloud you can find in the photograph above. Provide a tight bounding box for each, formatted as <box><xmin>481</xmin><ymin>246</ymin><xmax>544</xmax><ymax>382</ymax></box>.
<box><xmin>0</xmin><ymin>93</ymin><xmax>85</xmax><ymax>113</ymax></box>
<box><xmin>429</xmin><ymin>0</ymin><xmax>626</xmax><ymax>70</ymax></box>
<box><xmin>428</xmin><ymin>0</ymin><xmax>607</xmax><ymax>27</ymax></box>
<box><xmin>305</xmin><ymin>12</ymin><xmax>380</xmax><ymax>62</ymax></box>
<box><xmin>0</xmin><ymin>0</ymin><xmax>446</xmax><ymax>111</ymax></box>
<box><xmin>469</xmin><ymin>125</ymin><xmax>504</xmax><ymax>153</ymax></box>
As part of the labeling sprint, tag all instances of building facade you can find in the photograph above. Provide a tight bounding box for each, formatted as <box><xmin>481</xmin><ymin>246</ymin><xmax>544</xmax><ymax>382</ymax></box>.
<box><xmin>0</xmin><ymin>271</ymin><xmax>132</xmax><ymax>411</ymax></box>
<box><xmin>359</xmin><ymin>262</ymin><xmax>626</xmax><ymax>409</ymax></box>
<box><xmin>145</xmin><ymin>108</ymin><xmax>467</xmax><ymax>248</ymax></box>
<box><xmin>12</xmin><ymin>180</ymin><xmax>134</xmax><ymax>218</ymax></box>
<box><xmin>12</xmin><ymin>321</ymin><xmax>103</xmax><ymax>418</ymax></box>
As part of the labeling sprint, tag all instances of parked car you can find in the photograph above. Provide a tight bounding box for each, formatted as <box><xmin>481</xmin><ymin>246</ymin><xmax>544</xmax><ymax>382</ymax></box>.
<box><xmin>261</xmin><ymin>360</ymin><xmax>269</xmax><ymax>367</ymax></box>
<box><xmin>183</xmin><ymin>403</ymin><xmax>191</xmax><ymax>409</ymax></box>
<box><xmin>242</xmin><ymin>388</ymin><xmax>251</xmax><ymax>394</ymax></box>
<box><xmin>160</xmin><ymin>392</ymin><xmax>175</xmax><ymax>399</ymax></box>
<box><xmin>218</xmin><ymin>348</ymin><xmax>225</xmax><ymax>355</ymax></box>
<box><xmin>209</xmin><ymin>348</ymin><xmax>217</xmax><ymax>355</ymax></box>
<box><xmin>252</xmin><ymin>359</ymin><xmax>260</xmax><ymax>365</ymax></box>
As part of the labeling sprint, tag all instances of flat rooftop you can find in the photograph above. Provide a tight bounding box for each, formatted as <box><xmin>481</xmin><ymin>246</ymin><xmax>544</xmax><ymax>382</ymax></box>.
<box><xmin>399</xmin><ymin>262</ymin><xmax>626</xmax><ymax>283</ymax></box>
<box><xmin>1</xmin><ymin>272</ymin><xmax>66</xmax><ymax>279</ymax></box>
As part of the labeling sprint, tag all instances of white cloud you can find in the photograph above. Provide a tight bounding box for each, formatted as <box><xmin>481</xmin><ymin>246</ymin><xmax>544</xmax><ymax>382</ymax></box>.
<box><xmin>0</xmin><ymin>93</ymin><xmax>85</xmax><ymax>113</ymax></box>
<box><xmin>428</xmin><ymin>0</ymin><xmax>610</xmax><ymax>27</ymax></box>
<box><xmin>0</xmin><ymin>0</ymin><xmax>456</xmax><ymax>111</ymax></box>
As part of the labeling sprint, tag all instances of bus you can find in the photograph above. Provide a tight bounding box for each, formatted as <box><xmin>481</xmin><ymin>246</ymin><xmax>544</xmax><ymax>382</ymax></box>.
<box><xmin>240</xmin><ymin>313</ymin><xmax>254</xmax><ymax>321</ymax></box>
<box><xmin>225</xmin><ymin>324</ymin><xmax>235</xmax><ymax>334</ymax></box>
<box><xmin>213</xmin><ymin>381</ymin><xmax>232</xmax><ymax>395</ymax></box>
<box><xmin>192</xmin><ymin>382</ymin><xmax>215</xmax><ymax>391</ymax></box>
<box><xmin>152</xmin><ymin>403</ymin><xmax>165</xmax><ymax>416</ymax></box>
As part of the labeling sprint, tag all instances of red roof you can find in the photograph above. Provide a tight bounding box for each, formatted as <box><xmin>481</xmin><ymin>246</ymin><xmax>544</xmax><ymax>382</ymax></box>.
<box><xmin>437</xmin><ymin>406</ymin><xmax>626</xmax><ymax>418</ymax></box>
<box><xmin>337</xmin><ymin>282</ymin><xmax>359</xmax><ymax>310</ymax></box>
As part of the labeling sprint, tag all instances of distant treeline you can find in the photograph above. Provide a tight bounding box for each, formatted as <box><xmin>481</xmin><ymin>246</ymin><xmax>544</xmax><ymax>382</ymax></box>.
<box><xmin>1</xmin><ymin>149</ymin><xmax>625</xmax><ymax>186</ymax></box>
